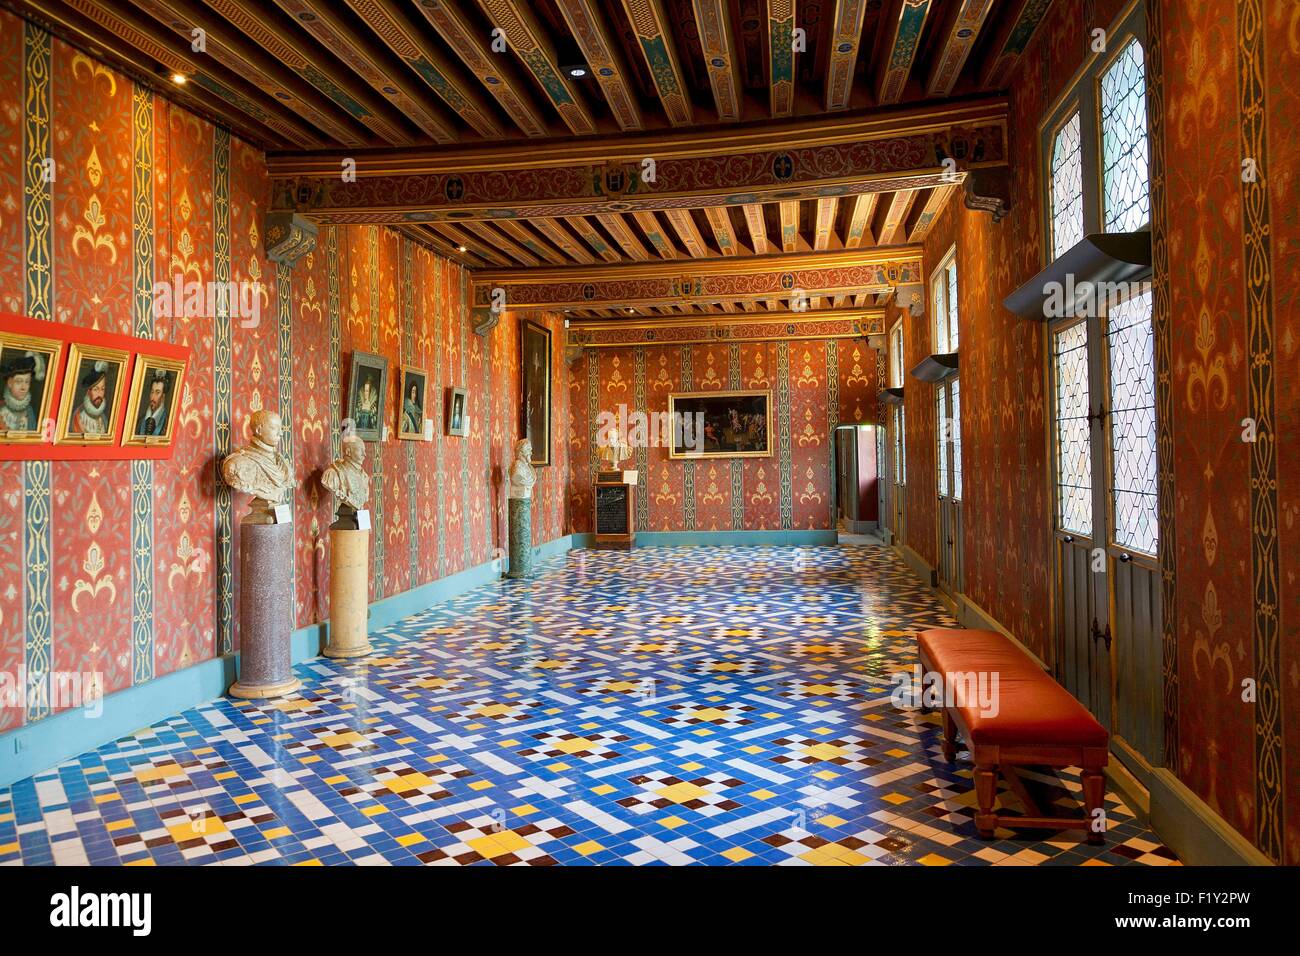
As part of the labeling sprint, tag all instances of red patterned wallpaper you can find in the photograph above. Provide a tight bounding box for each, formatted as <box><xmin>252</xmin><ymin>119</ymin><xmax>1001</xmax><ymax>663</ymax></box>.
<box><xmin>0</xmin><ymin>13</ymin><xmax>567</xmax><ymax>740</ymax></box>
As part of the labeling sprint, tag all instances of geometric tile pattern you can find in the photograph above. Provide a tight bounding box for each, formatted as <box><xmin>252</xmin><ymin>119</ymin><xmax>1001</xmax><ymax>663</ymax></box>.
<box><xmin>0</xmin><ymin>545</ymin><xmax>1178</xmax><ymax>866</ymax></box>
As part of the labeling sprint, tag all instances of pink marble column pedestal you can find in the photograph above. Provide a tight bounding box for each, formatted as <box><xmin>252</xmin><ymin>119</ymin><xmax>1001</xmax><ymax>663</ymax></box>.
<box><xmin>229</xmin><ymin>521</ymin><xmax>302</xmax><ymax>700</ymax></box>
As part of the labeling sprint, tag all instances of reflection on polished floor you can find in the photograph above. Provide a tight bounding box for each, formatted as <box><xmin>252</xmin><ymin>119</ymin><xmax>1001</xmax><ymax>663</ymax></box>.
<box><xmin>0</xmin><ymin>546</ymin><xmax>1178</xmax><ymax>867</ymax></box>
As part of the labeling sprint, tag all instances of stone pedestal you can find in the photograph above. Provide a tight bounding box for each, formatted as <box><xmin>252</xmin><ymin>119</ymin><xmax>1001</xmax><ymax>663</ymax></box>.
<box><xmin>506</xmin><ymin>497</ymin><xmax>533</xmax><ymax>579</ymax></box>
<box><xmin>229</xmin><ymin>521</ymin><xmax>302</xmax><ymax>700</ymax></box>
<box><xmin>324</xmin><ymin>528</ymin><xmax>372</xmax><ymax>658</ymax></box>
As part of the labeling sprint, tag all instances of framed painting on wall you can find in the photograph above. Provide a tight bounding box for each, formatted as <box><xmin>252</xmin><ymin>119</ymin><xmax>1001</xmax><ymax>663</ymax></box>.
<box><xmin>121</xmin><ymin>354</ymin><xmax>186</xmax><ymax>447</ymax></box>
<box><xmin>398</xmin><ymin>365</ymin><xmax>427</xmax><ymax>440</ymax></box>
<box><xmin>55</xmin><ymin>343</ymin><xmax>129</xmax><ymax>445</ymax></box>
<box><xmin>0</xmin><ymin>331</ymin><xmax>63</xmax><ymax>444</ymax></box>
<box><xmin>446</xmin><ymin>385</ymin><xmax>468</xmax><ymax>437</ymax></box>
<box><xmin>520</xmin><ymin>319</ymin><xmax>551</xmax><ymax>466</ymax></box>
<box><xmin>347</xmin><ymin>350</ymin><xmax>388</xmax><ymax>442</ymax></box>
<box><xmin>667</xmin><ymin>389</ymin><xmax>773</xmax><ymax>459</ymax></box>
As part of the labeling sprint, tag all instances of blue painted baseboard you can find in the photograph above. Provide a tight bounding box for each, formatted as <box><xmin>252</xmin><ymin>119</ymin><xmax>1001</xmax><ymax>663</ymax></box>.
<box><xmin>570</xmin><ymin>530</ymin><xmax>838</xmax><ymax>547</ymax></box>
<box><xmin>0</xmin><ymin>533</ymin><xmax>575</xmax><ymax>788</ymax></box>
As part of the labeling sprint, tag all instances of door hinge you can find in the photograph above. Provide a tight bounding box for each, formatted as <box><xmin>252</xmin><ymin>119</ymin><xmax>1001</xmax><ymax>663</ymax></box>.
<box><xmin>1090</xmin><ymin>618</ymin><xmax>1112</xmax><ymax>650</ymax></box>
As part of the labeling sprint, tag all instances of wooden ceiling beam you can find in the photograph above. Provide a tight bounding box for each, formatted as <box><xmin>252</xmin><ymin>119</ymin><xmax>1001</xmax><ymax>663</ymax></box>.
<box><xmin>206</xmin><ymin>0</ymin><xmax>415</xmax><ymax>145</ymax></box>
<box><xmin>344</xmin><ymin>0</ymin><xmax>505</xmax><ymax>139</ymax></box>
<box><xmin>980</xmin><ymin>0</ymin><xmax>1057</xmax><ymax>90</ymax></box>
<box><xmin>566</xmin><ymin>216</ymin><xmax>624</xmax><ymax>262</ymax></box>
<box><xmin>272</xmin><ymin>0</ymin><xmax>455</xmax><ymax>142</ymax></box>
<box><xmin>877</xmin><ymin>0</ymin><xmax>934</xmax><ymax>105</ymax></box>
<box><xmin>620</xmin><ymin>0</ymin><xmax>695</xmax><ymax>126</ymax></box>
<box><xmin>663</xmin><ymin>209</ymin><xmax>712</xmax><ymax>258</ymax></box>
<box><xmin>462</xmin><ymin>220</ymin><xmax>541</xmax><ymax>266</ymax></box>
<box><xmin>474</xmin><ymin>0</ymin><xmax>598</xmax><ymax>136</ymax></box>
<box><xmin>429</xmin><ymin>222</ymin><xmax>512</xmax><ymax>266</ymax></box>
<box><xmin>412</xmin><ymin>0</ymin><xmax>548</xmax><ymax>138</ymax></box>
<box><xmin>824</xmin><ymin>0</ymin><xmax>870</xmax><ymax>111</ymax></box>
<box><xmin>843</xmin><ymin>193</ymin><xmax>878</xmax><ymax>248</ymax></box>
<box><xmin>926</xmin><ymin>0</ymin><xmax>995</xmax><ymax>97</ymax></box>
<box><xmin>124</xmin><ymin>0</ymin><xmax>361</xmax><ymax>147</ymax></box>
<box><xmin>531</xmin><ymin>218</ymin><xmax>597</xmax><ymax>264</ymax></box>
<box><xmin>473</xmin><ymin>246</ymin><xmax>923</xmax><ymax>311</ymax></box>
<box><xmin>692</xmin><ymin>0</ymin><xmax>743</xmax><ymax>122</ymax></box>
<box><xmin>907</xmin><ymin>184</ymin><xmax>955</xmax><ymax>242</ymax></box>
<box><xmin>779</xmin><ymin>200</ymin><xmax>801</xmax><ymax>252</ymax></box>
<box><xmin>878</xmin><ymin>189</ymin><xmax>917</xmax><ymax>246</ymax></box>
<box><xmin>554</xmin><ymin>0</ymin><xmax>644</xmax><ymax>131</ymax></box>
<box><xmin>813</xmin><ymin>197</ymin><xmax>839</xmax><ymax>251</ymax></box>
<box><xmin>495</xmin><ymin>220</ymin><xmax>568</xmax><ymax>264</ymax></box>
<box><xmin>268</xmin><ymin>97</ymin><xmax>1011</xmax><ymax>221</ymax></box>
<box><xmin>742</xmin><ymin>204</ymin><xmax>771</xmax><ymax>256</ymax></box>
<box><xmin>595</xmin><ymin>214</ymin><xmax>653</xmax><ymax>260</ymax></box>
<box><xmin>631</xmin><ymin>212</ymin><xmax>679</xmax><ymax>259</ymax></box>
<box><xmin>704</xmin><ymin>207</ymin><xmax>747</xmax><ymax>256</ymax></box>
<box><xmin>766</xmin><ymin>0</ymin><xmax>797</xmax><ymax>118</ymax></box>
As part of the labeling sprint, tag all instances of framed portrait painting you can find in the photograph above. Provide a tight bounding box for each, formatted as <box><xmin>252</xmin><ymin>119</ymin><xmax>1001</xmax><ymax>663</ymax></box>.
<box><xmin>347</xmin><ymin>350</ymin><xmax>388</xmax><ymax>442</ymax></box>
<box><xmin>55</xmin><ymin>343</ymin><xmax>129</xmax><ymax>445</ymax></box>
<box><xmin>0</xmin><ymin>331</ymin><xmax>63</xmax><ymax>444</ymax></box>
<box><xmin>121</xmin><ymin>354</ymin><xmax>186</xmax><ymax>447</ymax></box>
<box><xmin>398</xmin><ymin>365</ymin><xmax>427</xmax><ymax>440</ymax></box>
<box><xmin>667</xmin><ymin>390</ymin><xmax>772</xmax><ymax>459</ymax></box>
<box><xmin>446</xmin><ymin>385</ymin><xmax>468</xmax><ymax>437</ymax></box>
<box><xmin>519</xmin><ymin>319</ymin><xmax>551</xmax><ymax>466</ymax></box>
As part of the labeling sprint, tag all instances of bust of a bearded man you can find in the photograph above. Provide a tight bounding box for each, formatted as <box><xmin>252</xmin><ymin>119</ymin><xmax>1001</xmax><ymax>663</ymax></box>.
<box><xmin>221</xmin><ymin>409</ymin><xmax>294</xmax><ymax>524</ymax></box>
<box><xmin>508</xmin><ymin>438</ymin><xmax>537</xmax><ymax>500</ymax></box>
<box><xmin>321</xmin><ymin>419</ymin><xmax>370</xmax><ymax>530</ymax></box>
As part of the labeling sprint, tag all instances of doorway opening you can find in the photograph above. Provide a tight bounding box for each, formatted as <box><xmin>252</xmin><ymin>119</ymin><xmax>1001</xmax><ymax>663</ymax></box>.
<box><xmin>832</xmin><ymin>423</ymin><xmax>880</xmax><ymax>542</ymax></box>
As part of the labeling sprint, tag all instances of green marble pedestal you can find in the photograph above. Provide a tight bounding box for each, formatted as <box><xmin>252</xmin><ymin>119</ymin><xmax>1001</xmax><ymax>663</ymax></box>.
<box><xmin>507</xmin><ymin>496</ymin><xmax>533</xmax><ymax>578</ymax></box>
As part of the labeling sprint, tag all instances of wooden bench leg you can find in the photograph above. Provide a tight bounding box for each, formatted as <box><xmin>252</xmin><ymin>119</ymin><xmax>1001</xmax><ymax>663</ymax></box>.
<box><xmin>1082</xmin><ymin>769</ymin><xmax>1105</xmax><ymax>845</ymax></box>
<box><xmin>941</xmin><ymin>708</ymin><xmax>957</xmax><ymax>763</ymax></box>
<box><xmin>974</xmin><ymin>764</ymin><xmax>998</xmax><ymax>839</ymax></box>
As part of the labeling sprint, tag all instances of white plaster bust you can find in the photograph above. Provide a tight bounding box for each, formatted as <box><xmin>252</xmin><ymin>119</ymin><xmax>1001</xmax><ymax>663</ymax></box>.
<box><xmin>508</xmin><ymin>438</ymin><xmax>537</xmax><ymax>500</ymax></box>
<box><xmin>221</xmin><ymin>409</ymin><xmax>294</xmax><ymax>523</ymax></box>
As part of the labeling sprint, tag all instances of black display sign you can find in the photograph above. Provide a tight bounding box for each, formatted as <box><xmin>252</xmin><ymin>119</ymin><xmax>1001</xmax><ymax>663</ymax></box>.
<box><xmin>595</xmin><ymin>484</ymin><xmax>629</xmax><ymax>535</ymax></box>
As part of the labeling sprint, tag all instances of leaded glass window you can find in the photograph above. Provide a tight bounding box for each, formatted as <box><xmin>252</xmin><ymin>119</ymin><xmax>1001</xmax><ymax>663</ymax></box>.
<box><xmin>932</xmin><ymin>252</ymin><xmax>958</xmax><ymax>353</ymax></box>
<box><xmin>1050</xmin><ymin>111</ymin><xmax>1084</xmax><ymax>259</ymax></box>
<box><xmin>950</xmin><ymin>377</ymin><xmax>962</xmax><ymax>501</ymax></box>
<box><xmin>1100</xmin><ymin>38</ymin><xmax>1149</xmax><ymax>233</ymax></box>
<box><xmin>1107</xmin><ymin>289</ymin><xmax>1157</xmax><ymax>554</ymax></box>
<box><xmin>896</xmin><ymin>405</ymin><xmax>906</xmax><ymax>485</ymax></box>
<box><xmin>1053</xmin><ymin>321</ymin><xmax>1092</xmax><ymax>536</ymax></box>
<box><xmin>936</xmin><ymin>384</ymin><xmax>949</xmax><ymax>497</ymax></box>
<box><xmin>889</xmin><ymin>322</ymin><xmax>904</xmax><ymax>388</ymax></box>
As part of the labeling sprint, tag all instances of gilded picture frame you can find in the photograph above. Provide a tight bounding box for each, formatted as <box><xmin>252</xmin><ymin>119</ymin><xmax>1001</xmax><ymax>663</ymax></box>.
<box><xmin>667</xmin><ymin>389</ymin><xmax>773</xmax><ymax>459</ymax></box>
<box><xmin>0</xmin><ymin>331</ymin><xmax>63</xmax><ymax>444</ymax></box>
<box><xmin>55</xmin><ymin>343</ymin><xmax>129</xmax><ymax>446</ymax></box>
<box><xmin>398</xmin><ymin>364</ymin><xmax>428</xmax><ymax>440</ymax></box>
<box><xmin>121</xmin><ymin>354</ymin><xmax>187</xmax><ymax>448</ymax></box>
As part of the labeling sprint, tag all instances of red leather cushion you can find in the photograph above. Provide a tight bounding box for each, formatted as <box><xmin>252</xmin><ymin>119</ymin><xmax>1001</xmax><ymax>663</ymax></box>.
<box><xmin>916</xmin><ymin>628</ymin><xmax>1108</xmax><ymax>748</ymax></box>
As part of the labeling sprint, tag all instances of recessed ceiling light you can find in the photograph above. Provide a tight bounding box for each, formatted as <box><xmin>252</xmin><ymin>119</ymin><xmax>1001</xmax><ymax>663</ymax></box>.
<box><xmin>457</xmin><ymin>245</ymin><xmax>467</xmax><ymax>253</ymax></box>
<box><xmin>171</xmin><ymin>73</ymin><xmax>188</xmax><ymax>85</ymax></box>
<box><xmin>569</xmin><ymin>67</ymin><xmax>587</xmax><ymax>78</ymax></box>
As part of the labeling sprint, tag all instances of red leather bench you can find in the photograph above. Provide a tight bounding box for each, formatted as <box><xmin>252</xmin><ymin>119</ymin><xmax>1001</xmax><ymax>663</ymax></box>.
<box><xmin>916</xmin><ymin>628</ymin><xmax>1110</xmax><ymax>844</ymax></box>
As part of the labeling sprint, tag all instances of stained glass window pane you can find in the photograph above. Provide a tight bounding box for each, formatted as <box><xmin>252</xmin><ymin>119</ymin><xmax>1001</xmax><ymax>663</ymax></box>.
<box><xmin>1107</xmin><ymin>289</ymin><xmax>1157</xmax><ymax>554</ymax></box>
<box><xmin>1051</xmin><ymin>111</ymin><xmax>1084</xmax><ymax>259</ymax></box>
<box><xmin>936</xmin><ymin>384</ymin><xmax>949</xmax><ymax>498</ymax></box>
<box><xmin>951</xmin><ymin>377</ymin><xmax>962</xmax><ymax>501</ymax></box>
<box><xmin>1053</xmin><ymin>321</ymin><xmax>1092</xmax><ymax>536</ymax></box>
<box><xmin>1100</xmin><ymin>39</ymin><xmax>1150</xmax><ymax>233</ymax></box>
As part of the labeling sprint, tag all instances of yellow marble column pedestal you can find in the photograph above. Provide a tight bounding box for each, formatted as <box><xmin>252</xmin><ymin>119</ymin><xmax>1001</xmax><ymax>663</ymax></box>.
<box><xmin>324</xmin><ymin>528</ymin><xmax>372</xmax><ymax>658</ymax></box>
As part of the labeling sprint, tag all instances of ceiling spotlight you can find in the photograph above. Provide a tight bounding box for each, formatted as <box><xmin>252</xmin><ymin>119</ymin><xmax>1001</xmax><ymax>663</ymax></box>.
<box><xmin>171</xmin><ymin>72</ymin><xmax>189</xmax><ymax>85</ymax></box>
<box><xmin>568</xmin><ymin>66</ymin><xmax>587</xmax><ymax>78</ymax></box>
<box><xmin>626</xmin><ymin>307</ymin><xmax>634</xmax><ymax>313</ymax></box>
<box><xmin>457</xmin><ymin>245</ymin><xmax>467</xmax><ymax>253</ymax></box>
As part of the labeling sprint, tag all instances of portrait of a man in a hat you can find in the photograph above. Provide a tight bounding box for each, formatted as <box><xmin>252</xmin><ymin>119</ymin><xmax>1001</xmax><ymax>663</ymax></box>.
<box><xmin>58</xmin><ymin>346</ymin><xmax>125</xmax><ymax>442</ymax></box>
<box><xmin>0</xmin><ymin>334</ymin><xmax>60</xmax><ymax>442</ymax></box>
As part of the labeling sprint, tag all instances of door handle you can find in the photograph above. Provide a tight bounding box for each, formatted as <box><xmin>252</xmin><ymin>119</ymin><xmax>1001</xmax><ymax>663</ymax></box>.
<box><xmin>1118</xmin><ymin>552</ymin><xmax>1132</xmax><ymax>563</ymax></box>
<box><xmin>1062</xmin><ymin>534</ymin><xmax>1074</xmax><ymax>543</ymax></box>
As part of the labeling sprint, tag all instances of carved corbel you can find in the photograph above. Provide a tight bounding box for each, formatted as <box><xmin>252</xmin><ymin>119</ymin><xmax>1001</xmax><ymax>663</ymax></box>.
<box><xmin>963</xmin><ymin>167</ymin><xmax>1011</xmax><ymax>223</ymax></box>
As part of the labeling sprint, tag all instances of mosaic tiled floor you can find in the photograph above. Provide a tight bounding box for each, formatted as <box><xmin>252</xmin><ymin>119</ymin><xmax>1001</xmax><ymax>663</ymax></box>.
<box><xmin>0</xmin><ymin>545</ymin><xmax>1179</xmax><ymax>866</ymax></box>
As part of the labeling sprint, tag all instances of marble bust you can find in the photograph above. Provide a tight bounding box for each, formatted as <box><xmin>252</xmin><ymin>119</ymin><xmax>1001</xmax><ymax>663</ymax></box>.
<box><xmin>321</xmin><ymin>419</ymin><xmax>370</xmax><ymax>530</ymax></box>
<box><xmin>508</xmin><ymin>438</ymin><xmax>537</xmax><ymax>500</ymax></box>
<box><xmin>221</xmin><ymin>409</ymin><xmax>294</xmax><ymax>524</ymax></box>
